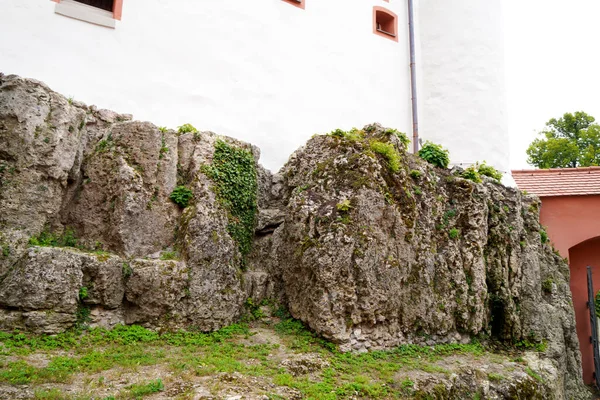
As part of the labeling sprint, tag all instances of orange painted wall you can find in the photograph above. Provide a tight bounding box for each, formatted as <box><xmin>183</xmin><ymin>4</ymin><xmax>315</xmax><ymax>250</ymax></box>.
<box><xmin>540</xmin><ymin>195</ymin><xmax>600</xmax><ymax>260</ymax></box>
<box><xmin>539</xmin><ymin>195</ymin><xmax>600</xmax><ymax>384</ymax></box>
<box><xmin>569</xmin><ymin>237</ymin><xmax>600</xmax><ymax>384</ymax></box>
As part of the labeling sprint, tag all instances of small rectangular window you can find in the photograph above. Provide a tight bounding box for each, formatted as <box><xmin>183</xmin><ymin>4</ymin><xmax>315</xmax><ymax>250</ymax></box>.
<box><xmin>53</xmin><ymin>0</ymin><xmax>123</xmax><ymax>28</ymax></box>
<box><xmin>373</xmin><ymin>7</ymin><xmax>398</xmax><ymax>42</ymax></box>
<box><xmin>73</xmin><ymin>0</ymin><xmax>114</xmax><ymax>12</ymax></box>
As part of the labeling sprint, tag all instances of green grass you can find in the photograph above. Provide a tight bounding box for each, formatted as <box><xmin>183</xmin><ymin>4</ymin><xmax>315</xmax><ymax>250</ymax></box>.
<box><xmin>0</xmin><ymin>320</ymin><xmax>532</xmax><ymax>399</ymax></box>
<box><xmin>126</xmin><ymin>379</ymin><xmax>164</xmax><ymax>399</ymax></box>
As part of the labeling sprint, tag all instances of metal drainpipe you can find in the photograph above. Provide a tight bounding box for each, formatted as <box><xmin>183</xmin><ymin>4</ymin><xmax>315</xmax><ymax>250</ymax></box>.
<box><xmin>407</xmin><ymin>0</ymin><xmax>419</xmax><ymax>154</ymax></box>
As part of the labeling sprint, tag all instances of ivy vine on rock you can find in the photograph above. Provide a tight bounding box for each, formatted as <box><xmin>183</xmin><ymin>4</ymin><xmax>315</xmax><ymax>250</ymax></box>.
<box><xmin>203</xmin><ymin>140</ymin><xmax>258</xmax><ymax>261</ymax></box>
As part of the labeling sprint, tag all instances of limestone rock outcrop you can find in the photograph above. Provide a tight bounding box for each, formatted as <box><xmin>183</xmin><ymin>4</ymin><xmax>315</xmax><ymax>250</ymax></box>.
<box><xmin>0</xmin><ymin>74</ymin><xmax>590</xmax><ymax>398</ymax></box>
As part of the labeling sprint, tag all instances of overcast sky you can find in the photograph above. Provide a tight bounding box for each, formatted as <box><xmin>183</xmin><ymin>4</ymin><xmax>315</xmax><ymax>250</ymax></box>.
<box><xmin>505</xmin><ymin>0</ymin><xmax>600</xmax><ymax>170</ymax></box>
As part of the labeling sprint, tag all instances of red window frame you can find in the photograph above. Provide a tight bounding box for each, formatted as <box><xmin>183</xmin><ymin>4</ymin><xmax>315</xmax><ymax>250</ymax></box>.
<box><xmin>281</xmin><ymin>0</ymin><xmax>305</xmax><ymax>10</ymax></box>
<box><xmin>373</xmin><ymin>6</ymin><xmax>398</xmax><ymax>42</ymax></box>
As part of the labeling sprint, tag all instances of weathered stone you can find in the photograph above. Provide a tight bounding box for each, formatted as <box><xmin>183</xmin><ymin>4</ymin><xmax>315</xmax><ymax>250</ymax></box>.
<box><xmin>124</xmin><ymin>259</ymin><xmax>188</xmax><ymax>324</ymax></box>
<box><xmin>272</xmin><ymin>123</ymin><xmax>587</xmax><ymax>398</ymax></box>
<box><xmin>0</xmin><ymin>247</ymin><xmax>83</xmax><ymax>314</ymax></box>
<box><xmin>0</xmin><ymin>76</ymin><xmax>591</xmax><ymax>398</ymax></box>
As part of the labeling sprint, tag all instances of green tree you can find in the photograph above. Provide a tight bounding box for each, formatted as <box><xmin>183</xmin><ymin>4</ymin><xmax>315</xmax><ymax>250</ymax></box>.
<box><xmin>526</xmin><ymin>111</ymin><xmax>600</xmax><ymax>168</ymax></box>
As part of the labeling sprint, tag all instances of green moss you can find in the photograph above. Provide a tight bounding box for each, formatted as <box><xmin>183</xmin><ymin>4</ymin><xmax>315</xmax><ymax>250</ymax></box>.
<box><xmin>409</xmin><ymin>169</ymin><xmax>422</xmax><ymax>179</ymax></box>
<box><xmin>542</xmin><ymin>278</ymin><xmax>553</xmax><ymax>294</ymax></box>
<box><xmin>449</xmin><ymin>228</ymin><xmax>460</xmax><ymax>239</ymax></box>
<box><xmin>203</xmin><ymin>140</ymin><xmax>258</xmax><ymax>259</ymax></box>
<box><xmin>327</xmin><ymin>127</ymin><xmax>364</xmax><ymax>142</ymax></box>
<box><xmin>384</xmin><ymin>128</ymin><xmax>410</xmax><ymax>149</ymax></box>
<box><xmin>525</xmin><ymin>367</ymin><xmax>543</xmax><ymax>383</ymax></box>
<box><xmin>370</xmin><ymin>141</ymin><xmax>401</xmax><ymax>173</ymax></box>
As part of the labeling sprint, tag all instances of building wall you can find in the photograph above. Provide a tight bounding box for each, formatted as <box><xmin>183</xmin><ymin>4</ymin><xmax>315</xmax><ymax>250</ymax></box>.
<box><xmin>1</xmin><ymin>0</ymin><xmax>508</xmax><ymax>174</ymax></box>
<box><xmin>418</xmin><ymin>0</ymin><xmax>509</xmax><ymax>175</ymax></box>
<box><xmin>569</xmin><ymin>237</ymin><xmax>600</xmax><ymax>385</ymax></box>
<box><xmin>538</xmin><ymin>195</ymin><xmax>600</xmax><ymax>384</ymax></box>
<box><xmin>540</xmin><ymin>195</ymin><xmax>600</xmax><ymax>259</ymax></box>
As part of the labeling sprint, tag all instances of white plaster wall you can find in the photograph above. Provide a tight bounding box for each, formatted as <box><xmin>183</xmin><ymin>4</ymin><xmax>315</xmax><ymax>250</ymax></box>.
<box><xmin>417</xmin><ymin>0</ymin><xmax>509</xmax><ymax>174</ymax></box>
<box><xmin>0</xmin><ymin>0</ymin><xmax>412</xmax><ymax>172</ymax></box>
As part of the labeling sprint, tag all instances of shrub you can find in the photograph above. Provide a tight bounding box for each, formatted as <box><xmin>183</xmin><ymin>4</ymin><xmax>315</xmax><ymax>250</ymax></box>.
<box><xmin>370</xmin><ymin>141</ymin><xmax>401</xmax><ymax>173</ymax></box>
<box><xmin>477</xmin><ymin>162</ymin><xmax>503</xmax><ymax>182</ymax></box>
<box><xmin>448</xmin><ymin>228</ymin><xmax>460</xmax><ymax>239</ymax></box>
<box><xmin>460</xmin><ymin>165</ymin><xmax>482</xmax><ymax>183</ymax></box>
<box><xmin>418</xmin><ymin>141</ymin><xmax>450</xmax><ymax>169</ymax></box>
<box><xmin>29</xmin><ymin>227</ymin><xmax>78</xmax><ymax>248</ymax></box>
<box><xmin>169</xmin><ymin>186</ymin><xmax>193</xmax><ymax>208</ymax></box>
<box><xmin>177</xmin><ymin>123</ymin><xmax>198</xmax><ymax>135</ymax></box>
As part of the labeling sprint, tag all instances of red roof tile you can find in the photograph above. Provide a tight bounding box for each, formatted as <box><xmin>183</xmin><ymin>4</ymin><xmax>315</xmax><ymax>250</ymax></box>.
<box><xmin>511</xmin><ymin>167</ymin><xmax>600</xmax><ymax>197</ymax></box>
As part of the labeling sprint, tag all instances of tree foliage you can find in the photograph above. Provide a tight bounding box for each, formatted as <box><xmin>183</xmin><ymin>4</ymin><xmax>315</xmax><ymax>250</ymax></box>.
<box><xmin>526</xmin><ymin>111</ymin><xmax>600</xmax><ymax>168</ymax></box>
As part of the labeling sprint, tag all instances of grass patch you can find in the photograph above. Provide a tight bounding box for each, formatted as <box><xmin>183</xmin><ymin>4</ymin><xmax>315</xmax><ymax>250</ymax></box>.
<box><xmin>0</xmin><ymin>320</ymin><xmax>527</xmax><ymax>400</ymax></box>
<box><xmin>126</xmin><ymin>379</ymin><xmax>164</xmax><ymax>399</ymax></box>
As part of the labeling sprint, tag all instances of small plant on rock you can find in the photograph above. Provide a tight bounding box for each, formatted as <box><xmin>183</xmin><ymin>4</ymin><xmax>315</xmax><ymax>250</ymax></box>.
<box><xmin>160</xmin><ymin>251</ymin><xmax>178</xmax><ymax>261</ymax></box>
<box><xmin>540</xmin><ymin>228</ymin><xmax>549</xmax><ymax>244</ymax></box>
<box><xmin>418</xmin><ymin>141</ymin><xmax>450</xmax><ymax>169</ymax></box>
<box><xmin>177</xmin><ymin>123</ymin><xmax>198</xmax><ymax>135</ymax></box>
<box><xmin>170</xmin><ymin>186</ymin><xmax>193</xmax><ymax>208</ymax></box>
<box><xmin>409</xmin><ymin>169</ymin><xmax>422</xmax><ymax>179</ymax></box>
<box><xmin>542</xmin><ymin>278</ymin><xmax>553</xmax><ymax>294</ymax></box>
<box><xmin>336</xmin><ymin>199</ymin><xmax>352</xmax><ymax>212</ymax></box>
<box><xmin>384</xmin><ymin>128</ymin><xmax>410</xmax><ymax>149</ymax></box>
<box><xmin>122</xmin><ymin>262</ymin><xmax>133</xmax><ymax>279</ymax></box>
<box><xmin>477</xmin><ymin>162</ymin><xmax>503</xmax><ymax>182</ymax></box>
<box><xmin>449</xmin><ymin>228</ymin><xmax>460</xmax><ymax>239</ymax></box>
<box><xmin>460</xmin><ymin>165</ymin><xmax>482</xmax><ymax>183</ymax></box>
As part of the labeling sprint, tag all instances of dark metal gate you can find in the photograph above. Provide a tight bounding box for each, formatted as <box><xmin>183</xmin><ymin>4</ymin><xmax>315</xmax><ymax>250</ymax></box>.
<box><xmin>586</xmin><ymin>266</ymin><xmax>600</xmax><ymax>388</ymax></box>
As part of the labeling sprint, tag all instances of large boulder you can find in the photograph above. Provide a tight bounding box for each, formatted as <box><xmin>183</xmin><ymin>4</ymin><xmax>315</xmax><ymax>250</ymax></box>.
<box><xmin>272</xmin><ymin>124</ymin><xmax>586</xmax><ymax>398</ymax></box>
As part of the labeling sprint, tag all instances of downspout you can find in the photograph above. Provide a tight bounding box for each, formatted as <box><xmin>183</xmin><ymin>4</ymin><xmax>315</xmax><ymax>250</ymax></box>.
<box><xmin>407</xmin><ymin>0</ymin><xmax>419</xmax><ymax>154</ymax></box>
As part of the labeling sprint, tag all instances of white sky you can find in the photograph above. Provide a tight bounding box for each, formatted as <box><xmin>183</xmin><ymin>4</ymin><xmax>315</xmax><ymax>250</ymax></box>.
<box><xmin>505</xmin><ymin>0</ymin><xmax>600</xmax><ymax>170</ymax></box>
